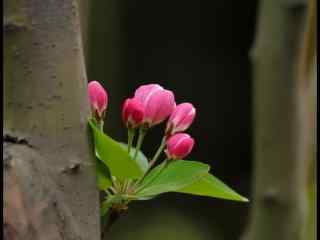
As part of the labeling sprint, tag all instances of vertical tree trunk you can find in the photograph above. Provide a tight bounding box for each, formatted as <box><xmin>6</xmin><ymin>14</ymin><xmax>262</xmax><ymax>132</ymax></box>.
<box><xmin>241</xmin><ymin>0</ymin><xmax>309</xmax><ymax>240</ymax></box>
<box><xmin>304</xmin><ymin>58</ymin><xmax>317</xmax><ymax>240</ymax></box>
<box><xmin>296</xmin><ymin>0</ymin><xmax>317</xmax><ymax>239</ymax></box>
<box><xmin>3</xmin><ymin>1</ymin><xmax>100</xmax><ymax>239</ymax></box>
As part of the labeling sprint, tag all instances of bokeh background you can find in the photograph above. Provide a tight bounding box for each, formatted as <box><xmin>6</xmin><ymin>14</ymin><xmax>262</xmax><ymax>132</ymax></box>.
<box><xmin>88</xmin><ymin>1</ymin><xmax>256</xmax><ymax>239</ymax></box>
<box><xmin>86</xmin><ymin>0</ymin><xmax>317</xmax><ymax>239</ymax></box>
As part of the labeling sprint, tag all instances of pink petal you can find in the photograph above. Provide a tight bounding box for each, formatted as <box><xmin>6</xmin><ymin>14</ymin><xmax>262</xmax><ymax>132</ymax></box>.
<box><xmin>134</xmin><ymin>84</ymin><xmax>163</xmax><ymax>104</ymax></box>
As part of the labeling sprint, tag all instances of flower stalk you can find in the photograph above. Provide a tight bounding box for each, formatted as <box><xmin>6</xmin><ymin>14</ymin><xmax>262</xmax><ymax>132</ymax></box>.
<box><xmin>127</xmin><ymin>128</ymin><xmax>135</xmax><ymax>153</ymax></box>
<box><xmin>149</xmin><ymin>136</ymin><xmax>167</xmax><ymax>169</ymax></box>
<box><xmin>133</xmin><ymin>126</ymin><xmax>147</xmax><ymax>160</ymax></box>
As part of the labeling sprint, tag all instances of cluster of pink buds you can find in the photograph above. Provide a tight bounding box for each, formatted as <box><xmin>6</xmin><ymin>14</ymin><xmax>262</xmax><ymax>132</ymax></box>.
<box><xmin>122</xmin><ymin>84</ymin><xmax>176</xmax><ymax>128</ymax></box>
<box><xmin>88</xmin><ymin>81</ymin><xmax>196</xmax><ymax>160</ymax></box>
<box><xmin>165</xmin><ymin>102</ymin><xmax>196</xmax><ymax>159</ymax></box>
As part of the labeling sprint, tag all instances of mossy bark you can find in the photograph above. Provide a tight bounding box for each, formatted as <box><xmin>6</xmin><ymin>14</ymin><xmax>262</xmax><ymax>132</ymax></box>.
<box><xmin>3</xmin><ymin>0</ymin><xmax>100</xmax><ymax>239</ymax></box>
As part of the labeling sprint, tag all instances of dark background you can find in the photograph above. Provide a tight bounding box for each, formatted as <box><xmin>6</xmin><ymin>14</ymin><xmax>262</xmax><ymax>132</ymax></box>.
<box><xmin>88</xmin><ymin>1</ymin><xmax>257</xmax><ymax>239</ymax></box>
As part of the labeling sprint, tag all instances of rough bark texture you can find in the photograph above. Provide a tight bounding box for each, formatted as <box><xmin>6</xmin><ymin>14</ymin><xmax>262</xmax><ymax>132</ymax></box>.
<box><xmin>242</xmin><ymin>0</ymin><xmax>310</xmax><ymax>240</ymax></box>
<box><xmin>3</xmin><ymin>0</ymin><xmax>100</xmax><ymax>239</ymax></box>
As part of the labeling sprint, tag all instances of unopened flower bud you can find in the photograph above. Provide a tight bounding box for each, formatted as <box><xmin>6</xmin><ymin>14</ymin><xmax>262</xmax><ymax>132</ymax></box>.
<box><xmin>134</xmin><ymin>84</ymin><xmax>176</xmax><ymax>127</ymax></box>
<box><xmin>88</xmin><ymin>81</ymin><xmax>108</xmax><ymax>119</ymax></box>
<box><xmin>165</xmin><ymin>133</ymin><xmax>195</xmax><ymax>159</ymax></box>
<box><xmin>122</xmin><ymin>98</ymin><xmax>144</xmax><ymax>128</ymax></box>
<box><xmin>166</xmin><ymin>103</ymin><xmax>196</xmax><ymax>136</ymax></box>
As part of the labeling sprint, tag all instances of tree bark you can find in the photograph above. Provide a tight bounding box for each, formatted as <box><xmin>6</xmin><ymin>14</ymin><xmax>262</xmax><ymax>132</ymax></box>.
<box><xmin>304</xmin><ymin>58</ymin><xmax>317</xmax><ymax>240</ymax></box>
<box><xmin>3</xmin><ymin>0</ymin><xmax>100</xmax><ymax>239</ymax></box>
<box><xmin>241</xmin><ymin>0</ymin><xmax>309</xmax><ymax>240</ymax></box>
<box><xmin>296</xmin><ymin>0</ymin><xmax>317</xmax><ymax>239</ymax></box>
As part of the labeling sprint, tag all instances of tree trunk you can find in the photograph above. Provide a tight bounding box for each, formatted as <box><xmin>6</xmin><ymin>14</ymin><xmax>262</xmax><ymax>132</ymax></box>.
<box><xmin>241</xmin><ymin>0</ymin><xmax>309</xmax><ymax>240</ymax></box>
<box><xmin>296</xmin><ymin>0</ymin><xmax>317</xmax><ymax>239</ymax></box>
<box><xmin>3</xmin><ymin>1</ymin><xmax>100</xmax><ymax>239</ymax></box>
<box><xmin>305</xmin><ymin>58</ymin><xmax>317</xmax><ymax>240</ymax></box>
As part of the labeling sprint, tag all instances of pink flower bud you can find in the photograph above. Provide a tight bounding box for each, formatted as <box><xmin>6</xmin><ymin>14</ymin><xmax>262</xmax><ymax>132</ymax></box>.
<box><xmin>165</xmin><ymin>133</ymin><xmax>195</xmax><ymax>159</ymax></box>
<box><xmin>134</xmin><ymin>84</ymin><xmax>176</xmax><ymax>127</ymax></box>
<box><xmin>134</xmin><ymin>84</ymin><xmax>164</xmax><ymax>103</ymax></box>
<box><xmin>166</xmin><ymin>103</ymin><xmax>196</xmax><ymax>135</ymax></box>
<box><xmin>88</xmin><ymin>81</ymin><xmax>108</xmax><ymax>118</ymax></box>
<box><xmin>122</xmin><ymin>98</ymin><xmax>144</xmax><ymax>128</ymax></box>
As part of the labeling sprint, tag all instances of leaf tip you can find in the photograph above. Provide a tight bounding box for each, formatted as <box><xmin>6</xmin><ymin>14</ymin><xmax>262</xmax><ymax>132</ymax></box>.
<box><xmin>239</xmin><ymin>196</ymin><xmax>249</xmax><ymax>202</ymax></box>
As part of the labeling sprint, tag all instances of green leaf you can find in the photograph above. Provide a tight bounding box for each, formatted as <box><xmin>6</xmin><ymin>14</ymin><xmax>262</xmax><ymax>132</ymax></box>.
<box><xmin>136</xmin><ymin>161</ymin><xmax>167</xmax><ymax>192</ymax></box>
<box><xmin>135</xmin><ymin>195</ymin><xmax>157</xmax><ymax>201</ymax></box>
<box><xmin>119</xmin><ymin>143</ymin><xmax>149</xmax><ymax>174</ymax></box>
<box><xmin>96</xmin><ymin>159</ymin><xmax>112</xmax><ymax>191</ymax></box>
<box><xmin>88</xmin><ymin>119</ymin><xmax>145</xmax><ymax>180</ymax></box>
<box><xmin>177</xmin><ymin>173</ymin><xmax>249</xmax><ymax>202</ymax></box>
<box><xmin>136</xmin><ymin>160</ymin><xmax>210</xmax><ymax>197</ymax></box>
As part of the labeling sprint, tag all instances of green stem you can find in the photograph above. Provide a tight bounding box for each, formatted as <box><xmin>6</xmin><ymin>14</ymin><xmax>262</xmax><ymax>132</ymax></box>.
<box><xmin>101</xmin><ymin>207</ymin><xmax>121</xmax><ymax>238</ymax></box>
<box><xmin>149</xmin><ymin>136</ymin><xmax>167</xmax><ymax>169</ymax></box>
<box><xmin>119</xmin><ymin>128</ymin><xmax>136</xmax><ymax>193</ymax></box>
<box><xmin>127</xmin><ymin>128</ymin><xmax>135</xmax><ymax>153</ymax></box>
<box><xmin>111</xmin><ymin>176</ymin><xmax>121</xmax><ymax>193</ymax></box>
<box><xmin>98</xmin><ymin>120</ymin><xmax>104</xmax><ymax>131</ymax></box>
<box><xmin>133</xmin><ymin>126</ymin><xmax>147</xmax><ymax>160</ymax></box>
